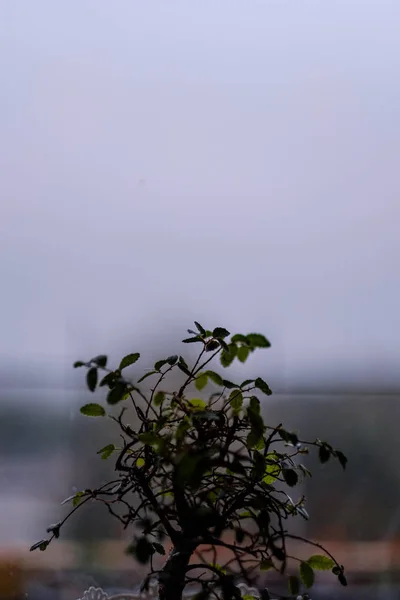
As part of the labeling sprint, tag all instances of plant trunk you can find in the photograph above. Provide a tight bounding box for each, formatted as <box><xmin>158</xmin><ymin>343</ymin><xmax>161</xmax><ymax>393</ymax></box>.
<box><xmin>158</xmin><ymin>545</ymin><xmax>193</xmax><ymax>600</ymax></box>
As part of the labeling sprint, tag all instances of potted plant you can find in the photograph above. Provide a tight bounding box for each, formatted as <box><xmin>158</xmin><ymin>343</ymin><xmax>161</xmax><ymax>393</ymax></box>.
<box><xmin>31</xmin><ymin>323</ymin><xmax>348</xmax><ymax>600</ymax></box>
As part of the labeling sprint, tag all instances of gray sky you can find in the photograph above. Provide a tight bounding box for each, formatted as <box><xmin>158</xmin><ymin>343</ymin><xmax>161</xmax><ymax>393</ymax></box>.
<box><xmin>1</xmin><ymin>1</ymin><xmax>400</xmax><ymax>392</ymax></box>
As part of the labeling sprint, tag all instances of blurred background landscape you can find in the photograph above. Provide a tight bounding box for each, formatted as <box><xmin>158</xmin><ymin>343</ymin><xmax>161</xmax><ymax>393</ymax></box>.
<box><xmin>1</xmin><ymin>0</ymin><xmax>400</xmax><ymax>598</ymax></box>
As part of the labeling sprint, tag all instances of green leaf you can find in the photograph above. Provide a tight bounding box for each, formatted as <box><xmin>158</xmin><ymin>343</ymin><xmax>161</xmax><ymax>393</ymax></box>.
<box><xmin>99</xmin><ymin>372</ymin><xmax>116</xmax><ymax>388</ymax></box>
<box><xmin>137</xmin><ymin>370</ymin><xmax>158</xmax><ymax>383</ymax></box>
<box><xmin>195</xmin><ymin>373</ymin><xmax>208</xmax><ymax>391</ymax></box>
<box><xmin>247</xmin><ymin>407</ymin><xmax>265</xmax><ymax>435</ymax></box>
<box><xmin>336</xmin><ymin>450</ymin><xmax>348</xmax><ymax>469</ymax></box>
<box><xmin>205</xmin><ymin>370</ymin><xmax>224</xmax><ymax>386</ymax></box>
<box><xmin>247</xmin><ymin>333</ymin><xmax>271</xmax><ymax>348</ymax></box>
<box><xmin>255</xmin><ymin>377</ymin><xmax>272</xmax><ymax>396</ymax></box>
<box><xmin>119</xmin><ymin>353</ymin><xmax>140</xmax><ymax>370</ymax></box>
<box><xmin>175</xmin><ymin>419</ymin><xmax>190</xmax><ymax>441</ymax></box>
<box><xmin>154</xmin><ymin>359</ymin><xmax>167</xmax><ymax>371</ymax></box>
<box><xmin>91</xmin><ymin>355</ymin><xmax>107</xmax><ymax>368</ymax></box>
<box><xmin>229</xmin><ymin>390</ymin><xmax>243</xmax><ymax>414</ymax></box>
<box><xmin>182</xmin><ymin>336</ymin><xmax>202</xmax><ymax>343</ymax></box>
<box><xmin>177</xmin><ymin>361</ymin><xmax>192</xmax><ymax>376</ymax></box>
<box><xmin>80</xmin><ymin>403</ymin><xmax>105</xmax><ymax>417</ymax></box>
<box><xmin>319</xmin><ymin>445</ymin><xmax>331</xmax><ymax>463</ymax></box>
<box><xmin>206</xmin><ymin>340</ymin><xmax>220</xmax><ymax>352</ymax></box>
<box><xmin>278</xmin><ymin>428</ymin><xmax>299</xmax><ymax>447</ymax></box>
<box><xmin>253</xmin><ymin>436</ymin><xmax>265</xmax><ymax>450</ymax></box>
<box><xmin>189</xmin><ymin>398</ymin><xmax>207</xmax><ymax>410</ymax></box>
<box><xmin>283</xmin><ymin>468</ymin><xmax>298</xmax><ymax>487</ymax></box>
<box><xmin>249</xmin><ymin>396</ymin><xmax>261</xmax><ymax>414</ymax></box>
<box><xmin>127</xmin><ymin>537</ymin><xmax>155</xmax><ymax>564</ymax></box>
<box><xmin>107</xmin><ymin>382</ymin><xmax>127</xmax><ymax>405</ymax></box>
<box><xmin>246</xmin><ymin>430</ymin><xmax>263</xmax><ymax>449</ymax></box>
<box><xmin>179</xmin><ymin>355</ymin><xmax>189</xmax><ymax>369</ymax></box>
<box><xmin>152</xmin><ymin>542</ymin><xmax>166</xmax><ymax>555</ymax></box>
<box><xmin>154</xmin><ymin>355</ymin><xmax>178</xmax><ymax>370</ymax></box>
<box><xmin>220</xmin><ymin>339</ymin><xmax>231</xmax><ymax>352</ymax></box>
<box><xmin>263</xmin><ymin>472</ymin><xmax>279</xmax><ymax>485</ymax></box>
<box><xmin>30</xmin><ymin>540</ymin><xmax>50</xmax><ymax>552</ymax></box>
<box><xmin>220</xmin><ymin>344</ymin><xmax>237</xmax><ymax>367</ymax></box>
<box><xmin>72</xmin><ymin>491</ymin><xmax>85</xmax><ymax>506</ymax></box>
<box><xmin>86</xmin><ymin>367</ymin><xmax>98</xmax><ymax>392</ymax></box>
<box><xmin>136</xmin><ymin>457</ymin><xmax>145</xmax><ymax>467</ymax></box>
<box><xmin>213</xmin><ymin>327</ymin><xmax>230</xmax><ymax>339</ymax></box>
<box><xmin>288</xmin><ymin>575</ymin><xmax>300</xmax><ymax>595</ymax></box>
<box><xmin>154</xmin><ymin>391</ymin><xmax>165</xmax><ymax>407</ymax></box>
<box><xmin>263</xmin><ymin>455</ymin><xmax>281</xmax><ymax>484</ymax></box>
<box><xmin>300</xmin><ymin>562</ymin><xmax>315</xmax><ymax>588</ymax></box>
<box><xmin>166</xmin><ymin>355</ymin><xmax>178</xmax><ymax>365</ymax></box>
<box><xmin>237</xmin><ymin>346</ymin><xmax>250</xmax><ymax>363</ymax></box>
<box><xmin>194</xmin><ymin>321</ymin><xmax>206</xmax><ymax>335</ymax></box>
<box><xmin>97</xmin><ymin>443</ymin><xmax>116</xmax><ymax>460</ymax></box>
<box><xmin>222</xmin><ymin>379</ymin><xmax>238</xmax><ymax>389</ymax></box>
<box><xmin>287</xmin><ymin>433</ymin><xmax>299</xmax><ymax>447</ymax></box>
<box><xmin>307</xmin><ymin>555</ymin><xmax>335</xmax><ymax>571</ymax></box>
<box><xmin>73</xmin><ymin>361</ymin><xmax>85</xmax><ymax>368</ymax></box>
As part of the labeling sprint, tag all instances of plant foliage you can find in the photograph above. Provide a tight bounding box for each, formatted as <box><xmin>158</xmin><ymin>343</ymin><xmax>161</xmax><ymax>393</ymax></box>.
<box><xmin>32</xmin><ymin>323</ymin><xmax>347</xmax><ymax>600</ymax></box>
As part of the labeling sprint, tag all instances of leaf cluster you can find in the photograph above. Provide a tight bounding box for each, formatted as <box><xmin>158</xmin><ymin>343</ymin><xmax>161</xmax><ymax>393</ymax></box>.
<box><xmin>32</xmin><ymin>323</ymin><xmax>347</xmax><ymax>599</ymax></box>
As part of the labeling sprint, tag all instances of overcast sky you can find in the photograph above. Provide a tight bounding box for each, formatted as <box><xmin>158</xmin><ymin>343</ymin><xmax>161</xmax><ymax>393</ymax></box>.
<box><xmin>1</xmin><ymin>1</ymin><xmax>400</xmax><ymax>392</ymax></box>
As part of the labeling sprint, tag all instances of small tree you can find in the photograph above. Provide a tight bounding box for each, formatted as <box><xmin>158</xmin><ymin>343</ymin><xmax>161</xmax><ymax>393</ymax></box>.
<box><xmin>31</xmin><ymin>323</ymin><xmax>348</xmax><ymax>599</ymax></box>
